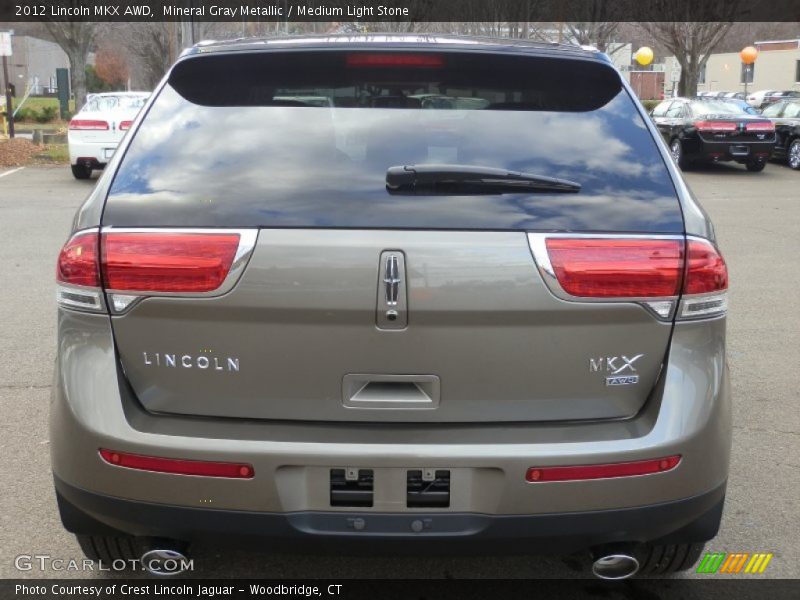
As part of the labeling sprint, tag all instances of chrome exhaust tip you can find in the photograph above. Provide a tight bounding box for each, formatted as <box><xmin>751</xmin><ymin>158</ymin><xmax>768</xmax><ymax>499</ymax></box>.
<box><xmin>591</xmin><ymin>552</ymin><xmax>640</xmax><ymax>580</ymax></box>
<box><xmin>140</xmin><ymin>545</ymin><xmax>192</xmax><ymax>576</ymax></box>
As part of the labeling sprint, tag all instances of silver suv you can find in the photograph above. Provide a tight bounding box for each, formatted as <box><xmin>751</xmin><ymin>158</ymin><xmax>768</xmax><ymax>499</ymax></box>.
<box><xmin>51</xmin><ymin>35</ymin><xmax>730</xmax><ymax>579</ymax></box>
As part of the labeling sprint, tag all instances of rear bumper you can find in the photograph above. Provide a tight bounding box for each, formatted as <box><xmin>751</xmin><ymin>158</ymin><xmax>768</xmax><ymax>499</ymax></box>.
<box><xmin>50</xmin><ymin>312</ymin><xmax>731</xmax><ymax>545</ymax></box>
<box><xmin>691</xmin><ymin>138</ymin><xmax>774</xmax><ymax>162</ymax></box>
<box><xmin>55</xmin><ymin>476</ymin><xmax>725</xmax><ymax>553</ymax></box>
<box><xmin>68</xmin><ymin>139</ymin><xmax>117</xmax><ymax>167</ymax></box>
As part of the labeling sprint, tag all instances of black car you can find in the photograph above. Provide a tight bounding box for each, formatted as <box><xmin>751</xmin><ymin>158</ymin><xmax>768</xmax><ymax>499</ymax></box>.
<box><xmin>761</xmin><ymin>99</ymin><xmax>800</xmax><ymax>169</ymax></box>
<box><xmin>651</xmin><ymin>98</ymin><xmax>776</xmax><ymax>171</ymax></box>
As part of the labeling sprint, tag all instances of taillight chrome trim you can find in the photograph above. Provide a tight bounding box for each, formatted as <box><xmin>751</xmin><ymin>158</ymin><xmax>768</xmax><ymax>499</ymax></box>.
<box><xmin>527</xmin><ymin>233</ymin><xmax>685</xmax><ymax>320</ymax></box>
<box><xmin>56</xmin><ymin>283</ymin><xmax>105</xmax><ymax>312</ymax></box>
<box><xmin>528</xmin><ymin>233</ymin><xmax>728</xmax><ymax>321</ymax></box>
<box><xmin>56</xmin><ymin>228</ymin><xmax>106</xmax><ymax>313</ymax></box>
<box><xmin>678</xmin><ymin>291</ymin><xmax>728</xmax><ymax>320</ymax></box>
<box><xmin>680</xmin><ymin>236</ymin><xmax>728</xmax><ymax>320</ymax></box>
<box><xmin>100</xmin><ymin>227</ymin><xmax>259</xmax><ymax>314</ymax></box>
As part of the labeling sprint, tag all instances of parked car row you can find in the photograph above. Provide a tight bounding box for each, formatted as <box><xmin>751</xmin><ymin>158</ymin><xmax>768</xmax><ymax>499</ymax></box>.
<box><xmin>761</xmin><ymin>99</ymin><xmax>800</xmax><ymax>169</ymax></box>
<box><xmin>697</xmin><ymin>91</ymin><xmax>746</xmax><ymax>100</ymax></box>
<box><xmin>651</xmin><ymin>97</ymin><xmax>800</xmax><ymax>171</ymax></box>
<box><xmin>746</xmin><ymin>89</ymin><xmax>800</xmax><ymax>110</ymax></box>
<box><xmin>696</xmin><ymin>90</ymin><xmax>800</xmax><ymax>111</ymax></box>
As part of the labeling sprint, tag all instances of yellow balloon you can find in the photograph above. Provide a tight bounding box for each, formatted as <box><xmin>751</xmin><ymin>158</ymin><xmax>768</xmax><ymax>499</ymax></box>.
<box><xmin>635</xmin><ymin>46</ymin><xmax>654</xmax><ymax>67</ymax></box>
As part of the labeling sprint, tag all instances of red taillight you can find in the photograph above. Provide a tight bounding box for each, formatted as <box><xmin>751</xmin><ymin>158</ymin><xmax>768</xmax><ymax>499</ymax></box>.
<box><xmin>684</xmin><ymin>239</ymin><xmax>728</xmax><ymax>294</ymax></box>
<box><xmin>526</xmin><ymin>456</ymin><xmax>681</xmax><ymax>482</ymax></box>
<box><xmin>695</xmin><ymin>120</ymin><xmax>737</xmax><ymax>132</ymax></box>
<box><xmin>69</xmin><ymin>119</ymin><xmax>110</xmax><ymax>130</ymax></box>
<box><xmin>545</xmin><ymin>238</ymin><xmax>684</xmax><ymax>298</ymax></box>
<box><xmin>56</xmin><ymin>231</ymin><xmax>100</xmax><ymax>287</ymax></box>
<box><xmin>101</xmin><ymin>232</ymin><xmax>240</xmax><ymax>293</ymax></box>
<box><xmin>346</xmin><ymin>53</ymin><xmax>444</xmax><ymax>68</ymax></box>
<box><xmin>744</xmin><ymin>121</ymin><xmax>774</xmax><ymax>132</ymax></box>
<box><xmin>119</xmin><ymin>120</ymin><xmax>133</xmax><ymax>131</ymax></box>
<box><xmin>99</xmin><ymin>449</ymin><xmax>254</xmax><ymax>478</ymax></box>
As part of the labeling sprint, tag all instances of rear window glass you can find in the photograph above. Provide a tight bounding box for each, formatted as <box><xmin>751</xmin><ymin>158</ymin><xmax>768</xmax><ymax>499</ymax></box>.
<box><xmin>104</xmin><ymin>50</ymin><xmax>682</xmax><ymax>232</ymax></box>
<box><xmin>761</xmin><ymin>102</ymin><xmax>785</xmax><ymax>118</ymax></box>
<box><xmin>84</xmin><ymin>95</ymin><xmax>148</xmax><ymax>112</ymax></box>
<box><xmin>651</xmin><ymin>101</ymin><xmax>670</xmax><ymax>117</ymax></box>
<box><xmin>690</xmin><ymin>100</ymin><xmax>747</xmax><ymax>116</ymax></box>
<box><xmin>783</xmin><ymin>102</ymin><xmax>800</xmax><ymax>118</ymax></box>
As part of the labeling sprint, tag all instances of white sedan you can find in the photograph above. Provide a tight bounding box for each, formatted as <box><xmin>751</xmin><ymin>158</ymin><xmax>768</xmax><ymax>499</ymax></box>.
<box><xmin>745</xmin><ymin>89</ymin><xmax>776</xmax><ymax>108</ymax></box>
<box><xmin>68</xmin><ymin>92</ymin><xmax>149</xmax><ymax>179</ymax></box>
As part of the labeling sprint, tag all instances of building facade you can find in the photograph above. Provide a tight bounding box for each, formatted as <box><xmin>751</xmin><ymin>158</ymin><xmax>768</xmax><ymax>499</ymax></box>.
<box><xmin>664</xmin><ymin>39</ymin><xmax>800</xmax><ymax>96</ymax></box>
<box><xmin>6</xmin><ymin>35</ymin><xmax>70</xmax><ymax>96</ymax></box>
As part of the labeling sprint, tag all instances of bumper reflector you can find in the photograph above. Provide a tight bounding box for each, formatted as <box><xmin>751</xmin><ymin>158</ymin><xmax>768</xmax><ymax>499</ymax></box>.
<box><xmin>99</xmin><ymin>449</ymin><xmax>254</xmax><ymax>479</ymax></box>
<box><xmin>526</xmin><ymin>455</ymin><xmax>681</xmax><ymax>482</ymax></box>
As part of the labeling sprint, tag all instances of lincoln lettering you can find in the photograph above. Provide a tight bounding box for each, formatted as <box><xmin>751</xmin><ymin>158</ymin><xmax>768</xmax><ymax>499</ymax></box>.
<box><xmin>142</xmin><ymin>352</ymin><xmax>240</xmax><ymax>372</ymax></box>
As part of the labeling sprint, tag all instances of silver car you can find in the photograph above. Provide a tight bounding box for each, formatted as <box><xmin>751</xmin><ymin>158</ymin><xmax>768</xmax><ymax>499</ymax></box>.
<box><xmin>51</xmin><ymin>35</ymin><xmax>731</xmax><ymax>579</ymax></box>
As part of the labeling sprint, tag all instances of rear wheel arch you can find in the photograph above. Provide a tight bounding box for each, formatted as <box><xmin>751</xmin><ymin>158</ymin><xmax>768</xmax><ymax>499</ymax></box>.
<box><xmin>669</xmin><ymin>137</ymin><xmax>688</xmax><ymax>169</ymax></box>
<box><xmin>787</xmin><ymin>136</ymin><xmax>800</xmax><ymax>170</ymax></box>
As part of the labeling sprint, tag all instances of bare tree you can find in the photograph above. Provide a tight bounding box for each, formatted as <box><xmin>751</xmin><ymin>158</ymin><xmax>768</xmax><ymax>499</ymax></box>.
<box><xmin>712</xmin><ymin>22</ymin><xmax>800</xmax><ymax>53</ymax></box>
<box><xmin>638</xmin><ymin>1</ymin><xmax>739</xmax><ymax>97</ymax></box>
<box><xmin>43</xmin><ymin>20</ymin><xmax>98</xmax><ymax>110</ymax></box>
<box><xmin>115</xmin><ymin>21</ymin><xmax>240</xmax><ymax>90</ymax></box>
<box><xmin>555</xmin><ymin>0</ymin><xmax>620</xmax><ymax>50</ymax></box>
<box><xmin>567</xmin><ymin>22</ymin><xmax>620</xmax><ymax>53</ymax></box>
<box><xmin>641</xmin><ymin>22</ymin><xmax>735</xmax><ymax>97</ymax></box>
<box><xmin>116</xmin><ymin>23</ymin><xmax>175</xmax><ymax>90</ymax></box>
<box><xmin>361</xmin><ymin>21</ymin><xmax>434</xmax><ymax>34</ymax></box>
<box><xmin>94</xmin><ymin>44</ymin><xmax>129</xmax><ymax>89</ymax></box>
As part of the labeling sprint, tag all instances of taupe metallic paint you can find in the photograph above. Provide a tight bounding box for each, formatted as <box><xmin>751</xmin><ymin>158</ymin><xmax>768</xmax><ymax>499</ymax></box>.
<box><xmin>52</xmin><ymin>38</ymin><xmax>730</xmax><ymax>546</ymax></box>
<box><xmin>110</xmin><ymin>230</ymin><xmax>673</xmax><ymax>423</ymax></box>
<box><xmin>51</xmin><ymin>311</ymin><xmax>729</xmax><ymax>515</ymax></box>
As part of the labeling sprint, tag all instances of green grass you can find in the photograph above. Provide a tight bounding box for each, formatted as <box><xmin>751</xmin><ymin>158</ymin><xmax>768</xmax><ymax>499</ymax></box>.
<box><xmin>8</xmin><ymin>97</ymin><xmax>75</xmax><ymax>126</ymax></box>
<box><xmin>641</xmin><ymin>99</ymin><xmax>661</xmax><ymax>112</ymax></box>
<box><xmin>12</xmin><ymin>96</ymin><xmax>75</xmax><ymax>112</ymax></box>
<box><xmin>12</xmin><ymin>121</ymin><xmax>68</xmax><ymax>133</ymax></box>
<box><xmin>36</xmin><ymin>144</ymin><xmax>70</xmax><ymax>164</ymax></box>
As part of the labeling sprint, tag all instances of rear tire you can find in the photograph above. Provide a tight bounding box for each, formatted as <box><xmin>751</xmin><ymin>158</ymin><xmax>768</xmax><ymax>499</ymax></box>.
<box><xmin>669</xmin><ymin>139</ymin><xmax>688</xmax><ymax>169</ymax></box>
<box><xmin>638</xmin><ymin>542</ymin><xmax>706</xmax><ymax>575</ymax></box>
<box><xmin>76</xmin><ymin>534</ymin><xmax>190</xmax><ymax>574</ymax></box>
<box><xmin>71</xmin><ymin>164</ymin><xmax>92</xmax><ymax>180</ymax></box>
<box><xmin>788</xmin><ymin>139</ymin><xmax>800</xmax><ymax>170</ymax></box>
<box><xmin>75</xmin><ymin>534</ymin><xmax>143</xmax><ymax>563</ymax></box>
<box><xmin>745</xmin><ymin>159</ymin><xmax>766</xmax><ymax>172</ymax></box>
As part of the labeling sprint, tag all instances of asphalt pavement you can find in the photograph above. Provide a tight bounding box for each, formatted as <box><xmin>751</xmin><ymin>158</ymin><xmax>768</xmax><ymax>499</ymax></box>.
<box><xmin>0</xmin><ymin>162</ymin><xmax>797</xmax><ymax>580</ymax></box>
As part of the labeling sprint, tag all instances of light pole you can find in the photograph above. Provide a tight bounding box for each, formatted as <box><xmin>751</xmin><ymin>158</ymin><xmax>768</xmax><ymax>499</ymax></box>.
<box><xmin>1</xmin><ymin>30</ymin><xmax>14</xmax><ymax>138</ymax></box>
<box><xmin>740</xmin><ymin>46</ymin><xmax>758</xmax><ymax>96</ymax></box>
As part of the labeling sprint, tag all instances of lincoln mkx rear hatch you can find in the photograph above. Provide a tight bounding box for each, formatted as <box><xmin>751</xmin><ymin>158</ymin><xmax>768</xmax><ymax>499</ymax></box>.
<box><xmin>85</xmin><ymin>46</ymin><xmax>701</xmax><ymax>423</ymax></box>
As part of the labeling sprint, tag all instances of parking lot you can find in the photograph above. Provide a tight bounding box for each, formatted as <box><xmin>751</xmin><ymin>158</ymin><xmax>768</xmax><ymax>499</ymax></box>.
<box><xmin>0</xmin><ymin>163</ymin><xmax>798</xmax><ymax>579</ymax></box>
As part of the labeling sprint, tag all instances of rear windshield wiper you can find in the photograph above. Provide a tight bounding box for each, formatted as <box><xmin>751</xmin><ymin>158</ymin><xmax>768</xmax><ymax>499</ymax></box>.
<box><xmin>386</xmin><ymin>164</ymin><xmax>581</xmax><ymax>195</ymax></box>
